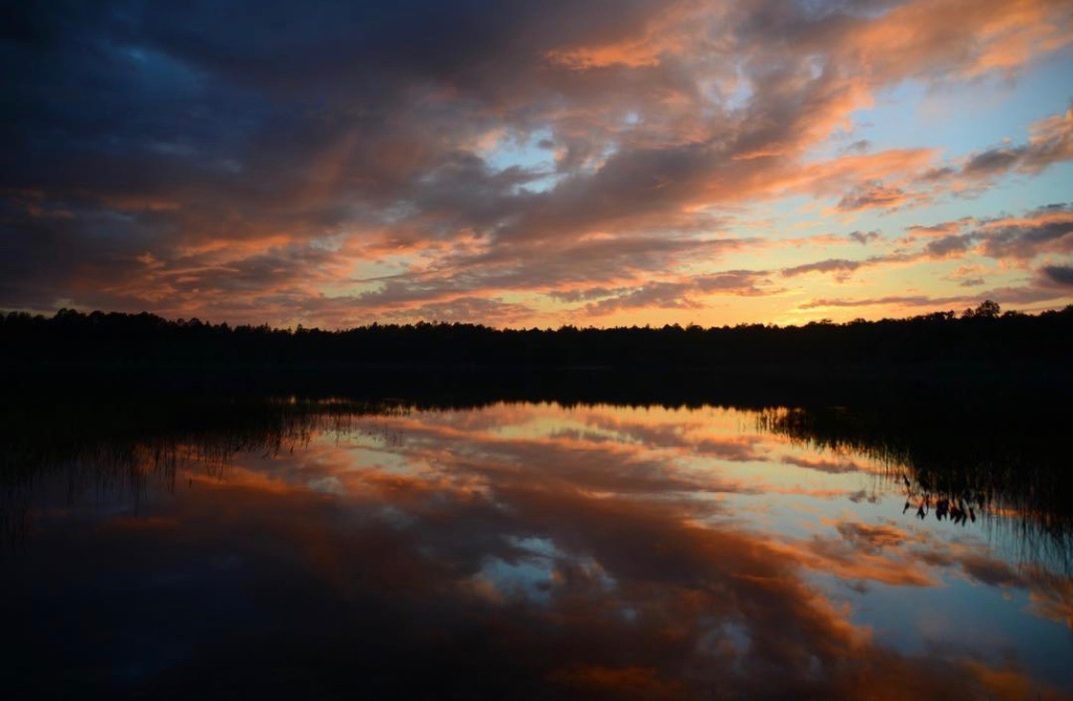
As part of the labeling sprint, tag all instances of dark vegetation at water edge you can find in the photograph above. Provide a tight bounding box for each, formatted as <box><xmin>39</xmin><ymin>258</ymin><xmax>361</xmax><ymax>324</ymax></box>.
<box><xmin>2</xmin><ymin>301</ymin><xmax>1072</xmax><ymax>376</ymax></box>
<box><xmin>759</xmin><ymin>404</ymin><xmax>1073</xmax><ymax>568</ymax></box>
<box><xmin>0</xmin><ymin>394</ymin><xmax>397</xmax><ymax>547</ymax></box>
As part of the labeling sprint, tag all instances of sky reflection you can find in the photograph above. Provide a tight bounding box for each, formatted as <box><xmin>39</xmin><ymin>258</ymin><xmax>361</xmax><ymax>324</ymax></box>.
<box><xmin>3</xmin><ymin>402</ymin><xmax>1071</xmax><ymax>700</ymax></box>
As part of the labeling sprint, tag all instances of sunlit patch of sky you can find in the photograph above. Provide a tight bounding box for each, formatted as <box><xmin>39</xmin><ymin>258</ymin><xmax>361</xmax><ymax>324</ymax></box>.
<box><xmin>705</xmin><ymin>67</ymin><xmax>754</xmax><ymax>113</ymax></box>
<box><xmin>731</xmin><ymin>196</ymin><xmax>827</xmax><ymax>240</ymax></box>
<box><xmin>481</xmin><ymin>127</ymin><xmax>563</xmax><ymax>193</ymax></box>
<box><xmin>808</xmin><ymin>54</ymin><xmax>1073</xmax><ymax>163</ymax></box>
<box><xmin>795</xmin><ymin>53</ymin><xmax>1073</xmax><ymax>245</ymax></box>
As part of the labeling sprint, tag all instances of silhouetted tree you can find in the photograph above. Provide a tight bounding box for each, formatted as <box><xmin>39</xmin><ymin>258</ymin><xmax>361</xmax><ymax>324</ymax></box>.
<box><xmin>973</xmin><ymin>299</ymin><xmax>1001</xmax><ymax>318</ymax></box>
<box><xmin>1</xmin><ymin>303</ymin><xmax>1070</xmax><ymax>374</ymax></box>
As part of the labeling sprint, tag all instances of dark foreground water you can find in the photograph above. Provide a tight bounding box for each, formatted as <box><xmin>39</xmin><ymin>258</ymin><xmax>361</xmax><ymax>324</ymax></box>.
<box><xmin>2</xmin><ymin>396</ymin><xmax>1071</xmax><ymax>700</ymax></box>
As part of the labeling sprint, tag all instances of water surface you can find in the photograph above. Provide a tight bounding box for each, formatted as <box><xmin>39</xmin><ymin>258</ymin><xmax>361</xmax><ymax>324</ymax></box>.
<box><xmin>3</xmin><ymin>399</ymin><xmax>1071</xmax><ymax>699</ymax></box>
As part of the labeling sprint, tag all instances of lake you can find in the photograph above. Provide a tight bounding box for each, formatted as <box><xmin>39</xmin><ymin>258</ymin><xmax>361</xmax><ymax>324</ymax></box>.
<box><xmin>2</xmin><ymin>396</ymin><xmax>1071</xmax><ymax>699</ymax></box>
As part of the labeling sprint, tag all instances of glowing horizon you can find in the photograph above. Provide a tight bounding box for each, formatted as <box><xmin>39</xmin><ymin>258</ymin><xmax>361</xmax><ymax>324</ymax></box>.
<box><xmin>3</xmin><ymin>0</ymin><xmax>1073</xmax><ymax>329</ymax></box>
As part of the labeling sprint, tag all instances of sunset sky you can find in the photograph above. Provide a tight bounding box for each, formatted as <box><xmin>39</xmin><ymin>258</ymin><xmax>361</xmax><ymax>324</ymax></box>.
<box><xmin>3</xmin><ymin>0</ymin><xmax>1073</xmax><ymax>328</ymax></box>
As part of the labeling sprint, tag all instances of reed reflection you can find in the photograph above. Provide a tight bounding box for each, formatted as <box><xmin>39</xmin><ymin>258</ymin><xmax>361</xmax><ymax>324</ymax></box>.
<box><xmin>2</xmin><ymin>397</ymin><xmax>1070</xmax><ymax>700</ymax></box>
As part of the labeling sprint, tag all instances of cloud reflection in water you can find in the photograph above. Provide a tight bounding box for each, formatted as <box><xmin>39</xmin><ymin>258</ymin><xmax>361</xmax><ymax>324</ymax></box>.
<box><xmin>3</xmin><ymin>402</ymin><xmax>1071</xmax><ymax>700</ymax></box>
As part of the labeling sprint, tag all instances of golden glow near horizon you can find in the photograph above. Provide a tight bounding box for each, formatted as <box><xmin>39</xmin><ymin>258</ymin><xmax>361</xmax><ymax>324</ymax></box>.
<box><xmin>3</xmin><ymin>0</ymin><xmax>1072</xmax><ymax>328</ymax></box>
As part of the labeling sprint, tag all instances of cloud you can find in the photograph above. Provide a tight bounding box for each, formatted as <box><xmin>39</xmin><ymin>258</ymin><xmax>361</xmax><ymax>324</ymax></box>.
<box><xmin>2</xmin><ymin>0</ymin><xmax>1073</xmax><ymax>324</ymax></box>
<box><xmin>848</xmin><ymin>230</ymin><xmax>880</xmax><ymax>245</ymax></box>
<box><xmin>905</xmin><ymin>220</ymin><xmax>970</xmax><ymax>238</ymax></box>
<box><xmin>585</xmin><ymin>281</ymin><xmax>705</xmax><ymax>314</ymax></box>
<box><xmin>798</xmin><ymin>264</ymin><xmax>1073</xmax><ymax>311</ymax></box>
<box><xmin>379</xmin><ymin>296</ymin><xmax>536</xmax><ymax>325</ymax></box>
<box><xmin>836</xmin><ymin>181</ymin><xmax>910</xmax><ymax>211</ymax></box>
<box><xmin>977</xmin><ymin>213</ymin><xmax>1073</xmax><ymax>259</ymax></box>
<box><xmin>964</xmin><ymin>147</ymin><xmax>1026</xmax><ymax>176</ymax></box>
<box><xmin>897</xmin><ymin>203</ymin><xmax>1073</xmax><ymax>263</ymax></box>
<box><xmin>782</xmin><ymin>454</ymin><xmax>865</xmax><ymax>474</ymax></box>
<box><xmin>924</xmin><ymin>234</ymin><xmax>976</xmax><ymax>257</ymax></box>
<box><xmin>782</xmin><ymin>258</ymin><xmax>864</xmax><ymax>278</ymax></box>
<box><xmin>1041</xmin><ymin>265</ymin><xmax>1073</xmax><ymax>287</ymax></box>
<box><xmin>834</xmin><ymin>521</ymin><xmax>908</xmax><ymax>551</ymax></box>
<box><xmin>963</xmin><ymin>106</ymin><xmax>1073</xmax><ymax>177</ymax></box>
<box><xmin>799</xmin><ymin>295</ymin><xmax>965</xmax><ymax>310</ymax></box>
<box><xmin>584</xmin><ymin>270</ymin><xmax>778</xmax><ymax>315</ymax></box>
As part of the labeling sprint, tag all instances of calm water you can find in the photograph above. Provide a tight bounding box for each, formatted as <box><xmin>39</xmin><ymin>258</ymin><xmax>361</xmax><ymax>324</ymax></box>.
<box><xmin>3</xmin><ymin>399</ymin><xmax>1071</xmax><ymax>700</ymax></box>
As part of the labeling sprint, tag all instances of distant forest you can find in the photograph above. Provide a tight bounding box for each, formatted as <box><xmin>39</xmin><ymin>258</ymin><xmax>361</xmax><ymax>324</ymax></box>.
<box><xmin>2</xmin><ymin>301</ymin><xmax>1071</xmax><ymax>374</ymax></box>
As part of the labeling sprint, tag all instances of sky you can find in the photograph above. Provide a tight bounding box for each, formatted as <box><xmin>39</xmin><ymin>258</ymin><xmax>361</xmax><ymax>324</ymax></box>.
<box><xmin>2</xmin><ymin>0</ymin><xmax>1073</xmax><ymax>328</ymax></box>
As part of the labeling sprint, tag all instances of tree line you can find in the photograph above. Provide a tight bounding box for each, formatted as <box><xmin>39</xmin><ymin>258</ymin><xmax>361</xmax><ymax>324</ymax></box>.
<box><xmin>1</xmin><ymin>301</ymin><xmax>1071</xmax><ymax>371</ymax></box>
